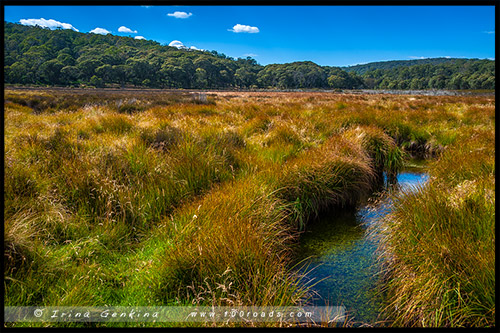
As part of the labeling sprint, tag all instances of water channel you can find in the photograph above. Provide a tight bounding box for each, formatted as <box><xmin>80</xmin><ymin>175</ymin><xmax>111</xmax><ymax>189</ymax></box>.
<box><xmin>295</xmin><ymin>167</ymin><xmax>429</xmax><ymax>326</ymax></box>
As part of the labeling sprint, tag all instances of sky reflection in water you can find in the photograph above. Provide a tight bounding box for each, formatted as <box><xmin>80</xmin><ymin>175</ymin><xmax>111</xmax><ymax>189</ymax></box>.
<box><xmin>296</xmin><ymin>171</ymin><xmax>429</xmax><ymax>326</ymax></box>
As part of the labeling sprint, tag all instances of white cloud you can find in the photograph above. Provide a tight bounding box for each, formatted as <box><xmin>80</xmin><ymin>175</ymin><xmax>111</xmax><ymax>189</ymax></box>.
<box><xmin>169</xmin><ymin>40</ymin><xmax>185</xmax><ymax>48</ymax></box>
<box><xmin>483</xmin><ymin>31</ymin><xmax>495</xmax><ymax>34</ymax></box>
<box><xmin>19</xmin><ymin>18</ymin><xmax>79</xmax><ymax>31</ymax></box>
<box><xmin>167</xmin><ymin>11</ymin><xmax>193</xmax><ymax>19</ymax></box>
<box><xmin>229</xmin><ymin>24</ymin><xmax>259</xmax><ymax>33</ymax></box>
<box><xmin>243</xmin><ymin>53</ymin><xmax>258</xmax><ymax>57</ymax></box>
<box><xmin>409</xmin><ymin>56</ymin><xmax>427</xmax><ymax>60</ymax></box>
<box><xmin>118</xmin><ymin>26</ymin><xmax>137</xmax><ymax>34</ymax></box>
<box><xmin>169</xmin><ymin>40</ymin><xmax>202</xmax><ymax>51</ymax></box>
<box><xmin>90</xmin><ymin>27</ymin><xmax>111</xmax><ymax>35</ymax></box>
<box><xmin>134</xmin><ymin>36</ymin><xmax>146</xmax><ymax>40</ymax></box>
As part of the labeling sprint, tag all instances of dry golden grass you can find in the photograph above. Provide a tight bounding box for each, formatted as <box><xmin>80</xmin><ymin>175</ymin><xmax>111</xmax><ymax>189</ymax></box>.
<box><xmin>4</xmin><ymin>88</ymin><xmax>495</xmax><ymax>327</ymax></box>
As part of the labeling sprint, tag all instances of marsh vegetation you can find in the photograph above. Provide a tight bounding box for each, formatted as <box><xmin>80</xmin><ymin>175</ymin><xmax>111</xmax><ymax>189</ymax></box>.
<box><xmin>4</xmin><ymin>88</ymin><xmax>495</xmax><ymax>327</ymax></box>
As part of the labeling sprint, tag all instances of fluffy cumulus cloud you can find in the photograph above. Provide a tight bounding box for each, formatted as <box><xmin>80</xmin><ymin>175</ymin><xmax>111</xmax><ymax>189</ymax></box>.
<box><xmin>90</xmin><ymin>27</ymin><xmax>111</xmax><ymax>35</ymax></box>
<box><xmin>169</xmin><ymin>40</ymin><xmax>202</xmax><ymax>51</ymax></box>
<box><xmin>134</xmin><ymin>36</ymin><xmax>146</xmax><ymax>40</ymax></box>
<box><xmin>229</xmin><ymin>24</ymin><xmax>259</xmax><ymax>33</ymax></box>
<box><xmin>19</xmin><ymin>18</ymin><xmax>79</xmax><ymax>31</ymax></box>
<box><xmin>167</xmin><ymin>11</ymin><xmax>193</xmax><ymax>19</ymax></box>
<box><xmin>169</xmin><ymin>40</ymin><xmax>185</xmax><ymax>48</ymax></box>
<box><xmin>118</xmin><ymin>26</ymin><xmax>137</xmax><ymax>34</ymax></box>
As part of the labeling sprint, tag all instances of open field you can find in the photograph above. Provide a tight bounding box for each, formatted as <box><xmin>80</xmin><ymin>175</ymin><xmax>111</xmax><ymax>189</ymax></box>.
<box><xmin>4</xmin><ymin>88</ymin><xmax>495</xmax><ymax>327</ymax></box>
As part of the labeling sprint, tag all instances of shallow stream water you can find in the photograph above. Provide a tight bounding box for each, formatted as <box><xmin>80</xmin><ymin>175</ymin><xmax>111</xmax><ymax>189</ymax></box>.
<box><xmin>295</xmin><ymin>169</ymin><xmax>429</xmax><ymax>326</ymax></box>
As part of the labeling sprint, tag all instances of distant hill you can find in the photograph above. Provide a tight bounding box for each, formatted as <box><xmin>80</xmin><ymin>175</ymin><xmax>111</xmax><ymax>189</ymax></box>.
<box><xmin>4</xmin><ymin>21</ymin><xmax>495</xmax><ymax>90</ymax></box>
<box><xmin>342</xmin><ymin>58</ymin><xmax>470</xmax><ymax>75</ymax></box>
<box><xmin>348</xmin><ymin>57</ymin><xmax>494</xmax><ymax>90</ymax></box>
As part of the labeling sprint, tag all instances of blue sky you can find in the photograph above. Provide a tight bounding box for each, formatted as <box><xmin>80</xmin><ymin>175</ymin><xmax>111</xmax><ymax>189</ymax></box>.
<box><xmin>4</xmin><ymin>5</ymin><xmax>495</xmax><ymax>67</ymax></box>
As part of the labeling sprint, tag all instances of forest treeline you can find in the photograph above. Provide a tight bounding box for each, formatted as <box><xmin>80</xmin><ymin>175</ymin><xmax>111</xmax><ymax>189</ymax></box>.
<box><xmin>4</xmin><ymin>22</ymin><xmax>495</xmax><ymax>90</ymax></box>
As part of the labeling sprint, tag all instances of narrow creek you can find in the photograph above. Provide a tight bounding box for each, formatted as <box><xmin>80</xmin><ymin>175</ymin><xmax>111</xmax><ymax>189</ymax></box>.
<box><xmin>295</xmin><ymin>164</ymin><xmax>429</xmax><ymax>326</ymax></box>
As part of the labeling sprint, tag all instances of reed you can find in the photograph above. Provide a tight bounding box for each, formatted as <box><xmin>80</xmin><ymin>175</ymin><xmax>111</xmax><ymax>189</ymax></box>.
<box><xmin>377</xmin><ymin>128</ymin><xmax>495</xmax><ymax>327</ymax></box>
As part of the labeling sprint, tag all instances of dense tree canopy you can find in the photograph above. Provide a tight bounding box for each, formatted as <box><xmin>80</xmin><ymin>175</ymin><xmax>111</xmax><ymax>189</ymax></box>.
<box><xmin>353</xmin><ymin>59</ymin><xmax>495</xmax><ymax>90</ymax></box>
<box><xmin>343</xmin><ymin>58</ymin><xmax>466</xmax><ymax>75</ymax></box>
<box><xmin>4</xmin><ymin>22</ymin><xmax>495</xmax><ymax>90</ymax></box>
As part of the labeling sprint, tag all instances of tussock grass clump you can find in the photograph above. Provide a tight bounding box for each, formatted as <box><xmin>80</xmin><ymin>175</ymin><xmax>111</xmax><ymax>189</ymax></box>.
<box><xmin>91</xmin><ymin>113</ymin><xmax>134</xmax><ymax>134</ymax></box>
<box><xmin>427</xmin><ymin>128</ymin><xmax>495</xmax><ymax>187</ymax></box>
<box><xmin>378</xmin><ymin>129</ymin><xmax>495</xmax><ymax>327</ymax></box>
<box><xmin>241</xmin><ymin>115</ymin><xmax>273</xmax><ymax>136</ymax></box>
<box><xmin>159</xmin><ymin>177</ymin><xmax>305</xmax><ymax>306</ymax></box>
<box><xmin>4</xmin><ymin>164</ymin><xmax>39</xmax><ymax>201</ymax></box>
<box><xmin>343</xmin><ymin>126</ymin><xmax>405</xmax><ymax>181</ymax></box>
<box><xmin>211</xmin><ymin>130</ymin><xmax>246</xmax><ymax>149</ymax></box>
<box><xmin>139</xmin><ymin>123</ymin><xmax>184</xmax><ymax>151</ymax></box>
<box><xmin>116</xmin><ymin>101</ymin><xmax>145</xmax><ymax>114</ymax></box>
<box><xmin>4</xmin><ymin>211</ymin><xmax>38</xmax><ymax>272</ymax></box>
<box><xmin>273</xmin><ymin>134</ymin><xmax>374</xmax><ymax>230</ymax></box>
<box><xmin>265</xmin><ymin>123</ymin><xmax>302</xmax><ymax>147</ymax></box>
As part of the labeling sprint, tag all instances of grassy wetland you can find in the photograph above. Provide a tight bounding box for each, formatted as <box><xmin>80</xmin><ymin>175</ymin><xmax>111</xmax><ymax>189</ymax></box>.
<box><xmin>4</xmin><ymin>88</ymin><xmax>495</xmax><ymax>327</ymax></box>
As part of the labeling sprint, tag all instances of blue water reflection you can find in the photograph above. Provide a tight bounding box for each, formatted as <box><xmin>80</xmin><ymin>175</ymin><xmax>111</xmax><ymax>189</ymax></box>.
<box><xmin>296</xmin><ymin>171</ymin><xmax>429</xmax><ymax>326</ymax></box>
